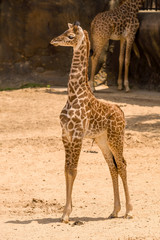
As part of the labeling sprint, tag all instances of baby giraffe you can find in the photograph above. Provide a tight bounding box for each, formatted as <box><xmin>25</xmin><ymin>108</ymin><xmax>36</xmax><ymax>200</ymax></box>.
<box><xmin>50</xmin><ymin>22</ymin><xmax>133</xmax><ymax>223</ymax></box>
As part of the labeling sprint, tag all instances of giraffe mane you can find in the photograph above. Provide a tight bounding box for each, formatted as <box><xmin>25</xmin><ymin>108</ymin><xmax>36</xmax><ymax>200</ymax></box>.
<box><xmin>83</xmin><ymin>30</ymin><xmax>90</xmax><ymax>63</ymax></box>
<box><xmin>83</xmin><ymin>30</ymin><xmax>90</xmax><ymax>82</ymax></box>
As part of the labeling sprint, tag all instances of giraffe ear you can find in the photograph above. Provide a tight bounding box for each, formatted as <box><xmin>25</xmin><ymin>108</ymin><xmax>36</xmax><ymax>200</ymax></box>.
<box><xmin>68</xmin><ymin>23</ymin><xmax>73</xmax><ymax>29</ymax></box>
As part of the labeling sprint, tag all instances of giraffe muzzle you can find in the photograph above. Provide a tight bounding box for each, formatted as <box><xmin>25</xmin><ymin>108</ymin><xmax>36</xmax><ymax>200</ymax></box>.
<box><xmin>50</xmin><ymin>39</ymin><xmax>59</xmax><ymax>46</ymax></box>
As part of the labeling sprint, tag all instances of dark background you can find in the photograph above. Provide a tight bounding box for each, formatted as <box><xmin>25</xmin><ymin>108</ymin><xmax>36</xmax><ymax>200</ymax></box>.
<box><xmin>0</xmin><ymin>0</ymin><xmax>160</xmax><ymax>90</ymax></box>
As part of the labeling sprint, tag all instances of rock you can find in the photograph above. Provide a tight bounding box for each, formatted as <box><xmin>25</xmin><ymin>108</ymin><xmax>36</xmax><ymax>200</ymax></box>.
<box><xmin>36</xmin><ymin>67</ymin><xmax>44</xmax><ymax>73</ymax></box>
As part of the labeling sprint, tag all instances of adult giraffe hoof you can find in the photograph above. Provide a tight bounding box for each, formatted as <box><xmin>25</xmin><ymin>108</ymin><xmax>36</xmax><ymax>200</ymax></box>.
<box><xmin>125</xmin><ymin>87</ymin><xmax>130</xmax><ymax>92</ymax></box>
<box><xmin>118</xmin><ymin>86</ymin><xmax>123</xmax><ymax>91</ymax></box>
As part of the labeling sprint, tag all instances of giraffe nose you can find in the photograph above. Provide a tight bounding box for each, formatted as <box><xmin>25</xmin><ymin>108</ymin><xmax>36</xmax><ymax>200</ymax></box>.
<box><xmin>50</xmin><ymin>39</ymin><xmax>58</xmax><ymax>46</ymax></box>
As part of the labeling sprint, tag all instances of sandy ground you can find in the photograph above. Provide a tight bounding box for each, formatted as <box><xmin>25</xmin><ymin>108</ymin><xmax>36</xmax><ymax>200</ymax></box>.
<box><xmin>0</xmin><ymin>86</ymin><xmax>160</xmax><ymax>240</ymax></box>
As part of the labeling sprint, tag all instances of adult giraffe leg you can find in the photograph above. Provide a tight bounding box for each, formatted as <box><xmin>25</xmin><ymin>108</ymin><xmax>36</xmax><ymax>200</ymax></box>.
<box><xmin>95</xmin><ymin>134</ymin><xmax>121</xmax><ymax>218</ymax></box>
<box><xmin>61</xmin><ymin>133</ymin><xmax>82</xmax><ymax>223</ymax></box>
<box><xmin>124</xmin><ymin>37</ymin><xmax>135</xmax><ymax>92</ymax></box>
<box><xmin>124</xmin><ymin>23</ymin><xmax>139</xmax><ymax>92</ymax></box>
<box><xmin>90</xmin><ymin>51</ymin><xmax>101</xmax><ymax>91</ymax></box>
<box><xmin>118</xmin><ymin>38</ymin><xmax>126</xmax><ymax>90</ymax></box>
<box><xmin>90</xmin><ymin>39</ymin><xmax>109</xmax><ymax>91</ymax></box>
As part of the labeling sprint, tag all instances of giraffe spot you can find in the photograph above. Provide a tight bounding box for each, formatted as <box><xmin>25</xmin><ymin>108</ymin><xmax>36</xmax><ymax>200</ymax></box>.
<box><xmin>69</xmin><ymin>95</ymin><xmax>77</xmax><ymax>102</ymax></box>
<box><xmin>72</xmin><ymin>103</ymin><xmax>80</xmax><ymax>109</ymax></box>
<box><xmin>60</xmin><ymin>114</ymin><xmax>68</xmax><ymax>123</ymax></box>
<box><xmin>71</xmin><ymin>69</ymin><xmax>77</xmax><ymax>73</ymax></box>
<box><xmin>61</xmin><ymin>109</ymin><xmax>67</xmax><ymax>115</ymax></box>
<box><xmin>78</xmin><ymin>93</ymin><xmax>86</xmax><ymax>99</ymax></box>
<box><xmin>83</xmin><ymin>99</ymin><xmax>89</xmax><ymax>104</ymax></box>
<box><xmin>74</xmin><ymin>143</ymin><xmax>81</xmax><ymax>149</ymax></box>
<box><xmin>68</xmin><ymin>83</ymin><xmax>74</xmax><ymax>93</ymax></box>
<box><xmin>72</xmin><ymin>63</ymin><xmax>79</xmax><ymax>67</ymax></box>
<box><xmin>79</xmin><ymin>45</ymin><xmax>83</xmax><ymax>51</ymax></box>
<box><xmin>81</xmin><ymin>108</ymin><xmax>85</xmax><ymax>116</ymax></box>
<box><xmin>76</xmin><ymin>73</ymin><xmax>81</xmax><ymax>79</ymax></box>
<box><xmin>72</xmin><ymin>116</ymin><xmax>81</xmax><ymax>123</ymax></box>
<box><xmin>74</xmin><ymin>84</ymin><xmax>79</xmax><ymax>90</ymax></box>
<box><xmin>81</xmin><ymin>83</ymin><xmax>86</xmax><ymax>88</ymax></box>
<box><xmin>68</xmin><ymin>109</ymin><xmax>74</xmax><ymax>116</ymax></box>
<box><xmin>74</xmin><ymin>58</ymin><xmax>79</xmax><ymax>62</ymax></box>
<box><xmin>81</xmin><ymin>55</ymin><xmax>84</xmax><ymax>61</ymax></box>
<box><xmin>112</xmin><ymin>126</ymin><xmax>116</xmax><ymax>132</ymax></box>
<box><xmin>75</xmin><ymin>110</ymin><xmax>80</xmax><ymax>116</ymax></box>
<box><xmin>68</xmin><ymin>121</ymin><xmax>74</xmax><ymax>130</ymax></box>
<box><xmin>77</xmin><ymin>88</ymin><xmax>83</xmax><ymax>95</ymax></box>
<box><xmin>82</xmin><ymin>69</ymin><xmax>85</xmax><ymax>75</ymax></box>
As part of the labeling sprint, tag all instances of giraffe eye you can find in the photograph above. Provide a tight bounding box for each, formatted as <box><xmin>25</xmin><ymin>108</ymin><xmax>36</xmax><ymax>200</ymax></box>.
<box><xmin>68</xmin><ymin>35</ymin><xmax>74</xmax><ymax>39</ymax></box>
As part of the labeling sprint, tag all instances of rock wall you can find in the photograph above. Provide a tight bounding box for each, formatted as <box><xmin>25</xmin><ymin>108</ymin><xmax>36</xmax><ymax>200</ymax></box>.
<box><xmin>0</xmin><ymin>0</ymin><xmax>160</xmax><ymax>90</ymax></box>
<box><xmin>0</xmin><ymin>0</ymin><xmax>110</xmax><ymax>89</ymax></box>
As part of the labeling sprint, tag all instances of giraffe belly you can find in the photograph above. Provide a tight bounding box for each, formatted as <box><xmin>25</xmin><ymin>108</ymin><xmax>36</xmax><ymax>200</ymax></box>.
<box><xmin>110</xmin><ymin>33</ymin><xmax>121</xmax><ymax>41</ymax></box>
<box><xmin>84</xmin><ymin>129</ymin><xmax>106</xmax><ymax>139</ymax></box>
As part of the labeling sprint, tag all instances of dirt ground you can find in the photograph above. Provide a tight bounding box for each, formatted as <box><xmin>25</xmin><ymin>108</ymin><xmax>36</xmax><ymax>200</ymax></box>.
<box><xmin>0</xmin><ymin>86</ymin><xmax>160</xmax><ymax>240</ymax></box>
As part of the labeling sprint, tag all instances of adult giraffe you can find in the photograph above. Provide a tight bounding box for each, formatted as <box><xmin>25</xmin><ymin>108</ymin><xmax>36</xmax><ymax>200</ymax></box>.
<box><xmin>90</xmin><ymin>0</ymin><xmax>144</xmax><ymax>92</ymax></box>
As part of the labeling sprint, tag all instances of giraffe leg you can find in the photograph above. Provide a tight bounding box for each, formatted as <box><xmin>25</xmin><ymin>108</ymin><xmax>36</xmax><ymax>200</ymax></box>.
<box><xmin>62</xmin><ymin>166</ymin><xmax>77</xmax><ymax>223</ymax></box>
<box><xmin>90</xmin><ymin>52</ymin><xmax>101</xmax><ymax>91</ymax></box>
<box><xmin>124</xmin><ymin>38</ymin><xmax>134</xmax><ymax>92</ymax></box>
<box><xmin>117</xmin><ymin>158</ymin><xmax>133</xmax><ymax>218</ymax></box>
<box><xmin>118</xmin><ymin>38</ymin><xmax>126</xmax><ymax>90</ymax></box>
<box><xmin>95</xmin><ymin>134</ymin><xmax>121</xmax><ymax>218</ymax></box>
<box><xmin>124</xmin><ymin>22</ymin><xmax>139</xmax><ymax>92</ymax></box>
<box><xmin>90</xmin><ymin>40</ymin><xmax>109</xmax><ymax>91</ymax></box>
<box><xmin>108</xmin><ymin>143</ymin><xmax>133</xmax><ymax>218</ymax></box>
<box><xmin>61</xmin><ymin>134</ymin><xmax>82</xmax><ymax>223</ymax></box>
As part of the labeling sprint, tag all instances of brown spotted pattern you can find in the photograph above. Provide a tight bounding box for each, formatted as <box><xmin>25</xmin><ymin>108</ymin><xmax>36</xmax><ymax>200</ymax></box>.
<box><xmin>50</xmin><ymin>23</ymin><xmax>133</xmax><ymax>223</ymax></box>
<box><xmin>90</xmin><ymin>0</ymin><xmax>145</xmax><ymax>92</ymax></box>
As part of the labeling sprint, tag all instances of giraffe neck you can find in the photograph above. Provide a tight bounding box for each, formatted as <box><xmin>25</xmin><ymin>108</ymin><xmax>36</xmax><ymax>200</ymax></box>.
<box><xmin>68</xmin><ymin>31</ymin><xmax>92</xmax><ymax>103</ymax></box>
<box><xmin>123</xmin><ymin>0</ymin><xmax>143</xmax><ymax>11</ymax></box>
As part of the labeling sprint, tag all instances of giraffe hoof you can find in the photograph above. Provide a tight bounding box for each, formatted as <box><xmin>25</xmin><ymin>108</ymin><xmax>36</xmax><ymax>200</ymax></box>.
<box><xmin>124</xmin><ymin>213</ymin><xmax>133</xmax><ymax>219</ymax></box>
<box><xmin>118</xmin><ymin>86</ymin><xmax>123</xmax><ymax>91</ymax></box>
<box><xmin>125</xmin><ymin>87</ymin><xmax>130</xmax><ymax>92</ymax></box>
<box><xmin>61</xmin><ymin>214</ymin><xmax>70</xmax><ymax>223</ymax></box>
<box><xmin>61</xmin><ymin>218</ymin><xmax>69</xmax><ymax>224</ymax></box>
<box><xmin>108</xmin><ymin>213</ymin><xmax>118</xmax><ymax>219</ymax></box>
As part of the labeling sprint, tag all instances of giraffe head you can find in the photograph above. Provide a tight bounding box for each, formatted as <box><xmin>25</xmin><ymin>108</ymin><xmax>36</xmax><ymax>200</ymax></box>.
<box><xmin>50</xmin><ymin>22</ymin><xmax>84</xmax><ymax>50</ymax></box>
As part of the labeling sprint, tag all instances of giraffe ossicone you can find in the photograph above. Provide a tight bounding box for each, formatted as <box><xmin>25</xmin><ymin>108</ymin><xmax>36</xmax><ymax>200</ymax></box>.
<box><xmin>50</xmin><ymin>22</ymin><xmax>133</xmax><ymax>223</ymax></box>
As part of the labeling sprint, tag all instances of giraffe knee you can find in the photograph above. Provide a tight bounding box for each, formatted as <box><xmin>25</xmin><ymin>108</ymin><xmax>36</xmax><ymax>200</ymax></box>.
<box><xmin>117</xmin><ymin>163</ymin><xmax>127</xmax><ymax>176</ymax></box>
<box><xmin>65</xmin><ymin>165</ymin><xmax>77</xmax><ymax>177</ymax></box>
<box><xmin>122</xmin><ymin>157</ymin><xmax>127</xmax><ymax>166</ymax></box>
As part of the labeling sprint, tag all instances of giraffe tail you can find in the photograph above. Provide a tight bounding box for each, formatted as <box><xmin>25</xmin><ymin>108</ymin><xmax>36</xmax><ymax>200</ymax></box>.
<box><xmin>112</xmin><ymin>155</ymin><xmax>127</xmax><ymax>169</ymax></box>
<box><xmin>133</xmin><ymin>42</ymin><xmax>140</xmax><ymax>59</ymax></box>
<box><xmin>112</xmin><ymin>155</ymin><xmax>117</xmax><ymax>169</ymax></box>
<box><xmin>90</xmin><ymin>49</ymin><xmax>93</xmax><ymax>57</ymax></box>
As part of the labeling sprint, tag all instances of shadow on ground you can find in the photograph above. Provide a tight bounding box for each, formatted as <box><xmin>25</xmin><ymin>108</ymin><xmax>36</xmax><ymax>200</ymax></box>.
<box><xmin>5</xmin><ymin>215</ymin><xmax>126</xmax><ymax>225</ymax></box>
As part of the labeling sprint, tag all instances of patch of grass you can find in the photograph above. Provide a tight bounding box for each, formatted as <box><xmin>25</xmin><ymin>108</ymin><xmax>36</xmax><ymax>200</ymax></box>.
<box><xmin>0</xmin><ymin>83</ymin><xmax>45</xmax><ymax>91</ymax></box>
<box><xmin>20</xmin><ymin>83</ymin><xmax>44</xmax><ymax>89</ymax></box>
